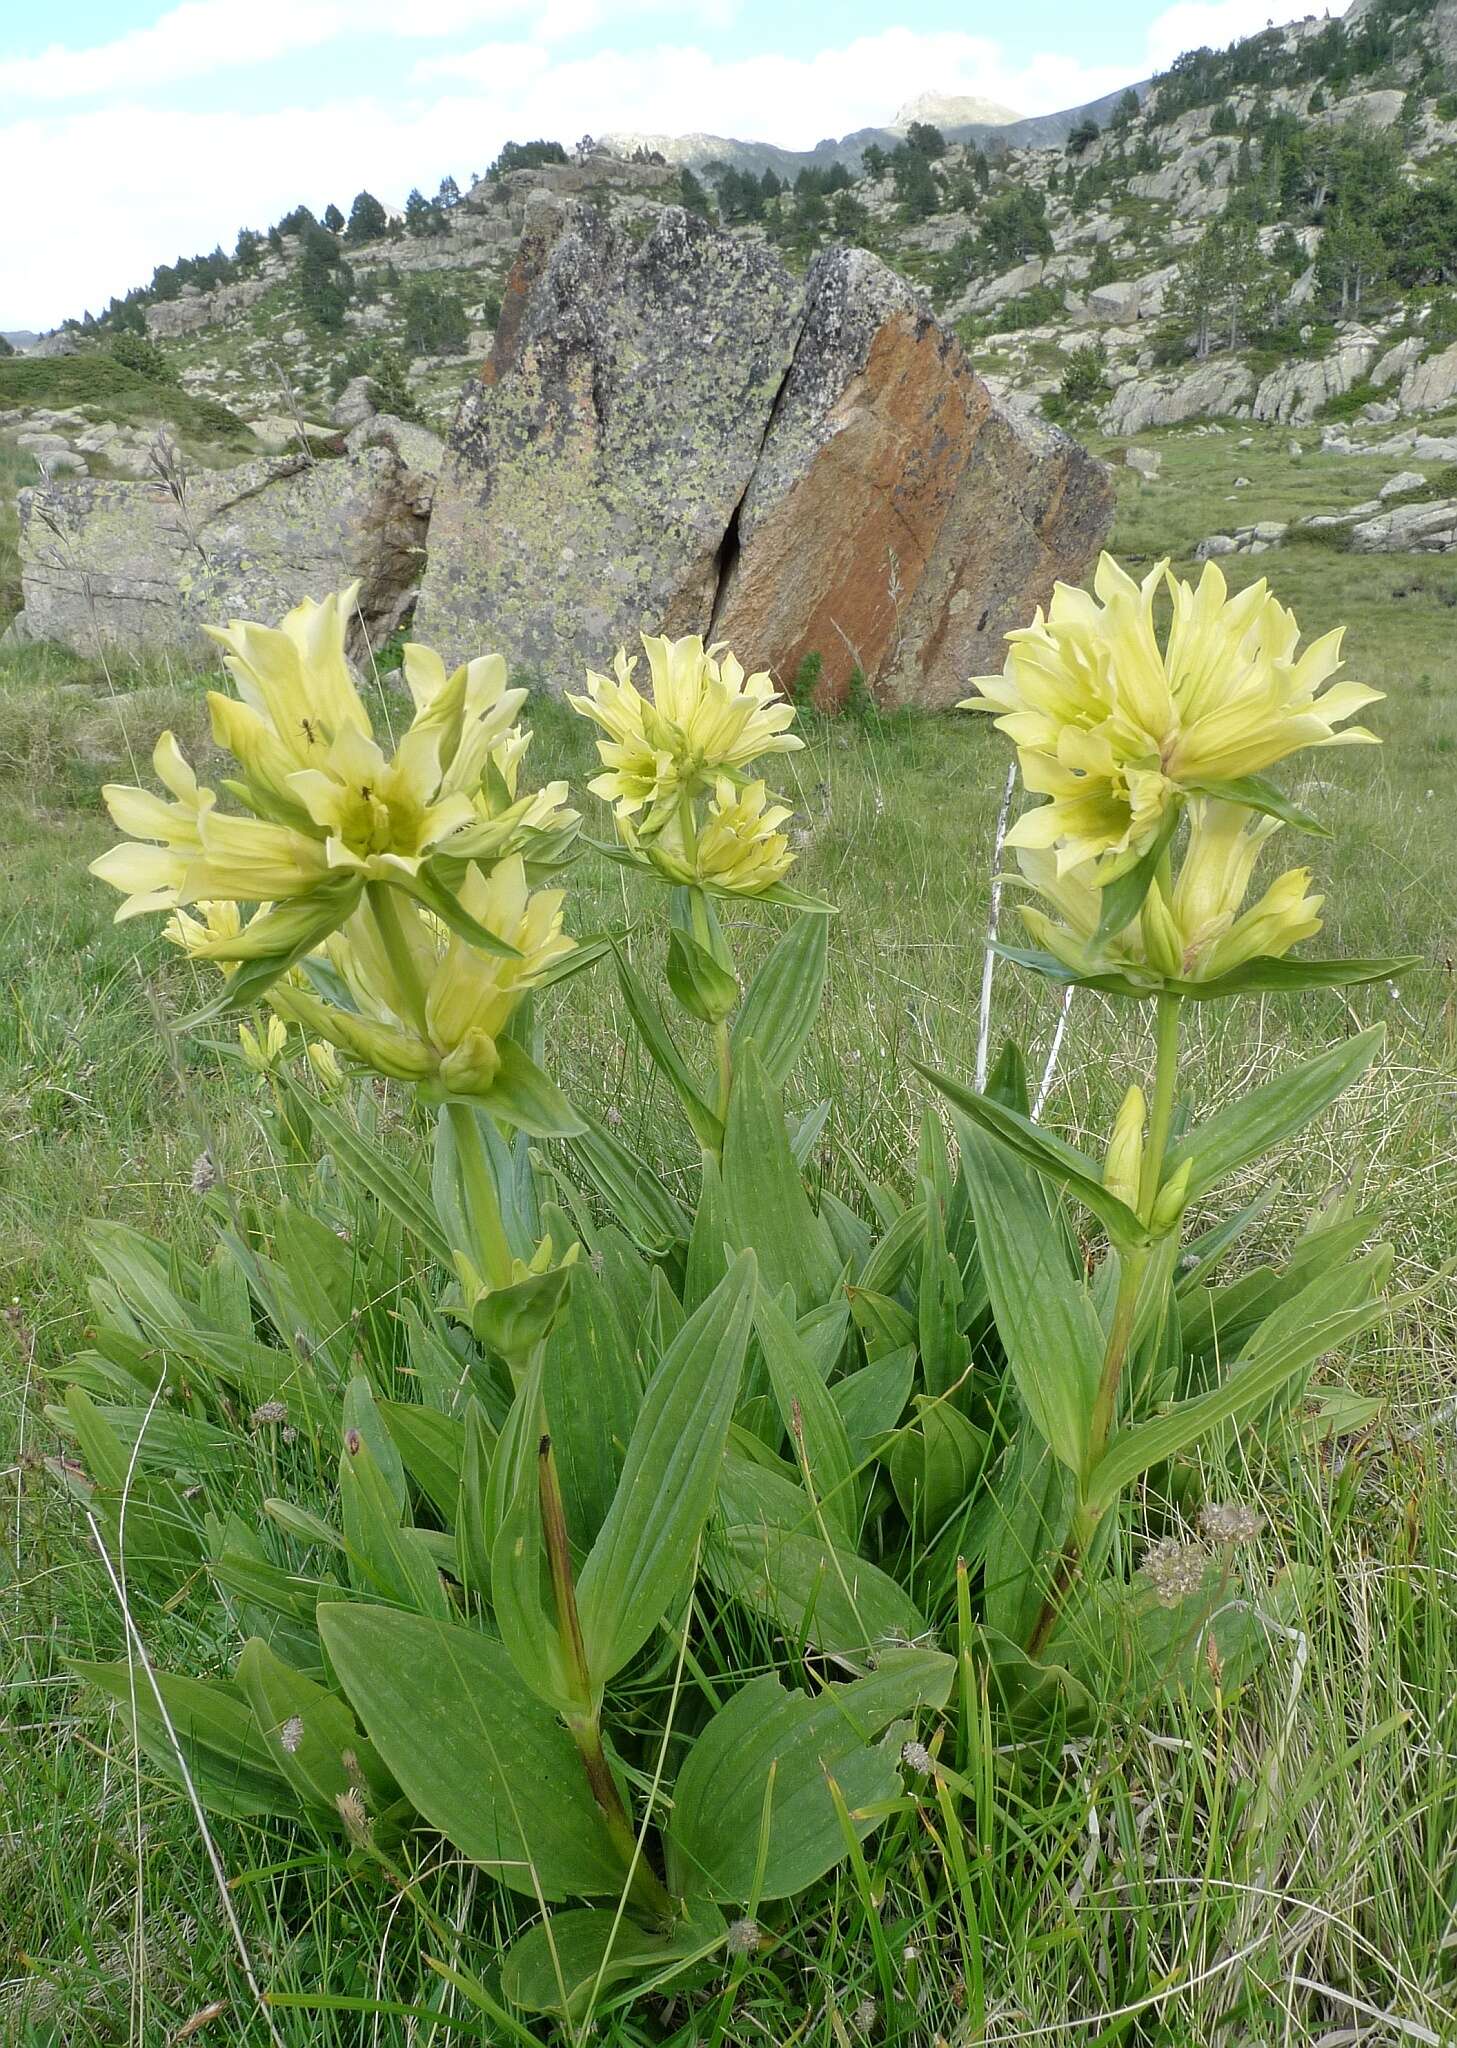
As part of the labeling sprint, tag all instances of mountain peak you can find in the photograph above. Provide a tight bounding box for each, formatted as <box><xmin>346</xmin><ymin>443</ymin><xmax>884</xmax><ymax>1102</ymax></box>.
<box><xmin>892</xmin><ymin>91</ymin><xmax>1023</xmax><ymax>131</ymax></box>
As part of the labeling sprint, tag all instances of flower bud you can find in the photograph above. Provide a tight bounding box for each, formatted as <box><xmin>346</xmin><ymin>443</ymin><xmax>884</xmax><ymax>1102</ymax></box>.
<box><xmin>1102</xmin><ymin>1085</ymin><xmax>1146</xmax><ymax>1212</ymax></box>
<box><xmin>1149</xmin><ymin>1157</ymin><xmax>1193</xmax><ymax>1236</ymax></box>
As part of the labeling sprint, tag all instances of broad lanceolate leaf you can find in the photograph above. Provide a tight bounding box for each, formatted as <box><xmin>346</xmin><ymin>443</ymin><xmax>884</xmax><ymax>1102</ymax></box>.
<box><xmin>722</xmin><ymin>1043</ymin><xmax>840</xmax><ymax>1311</ymax></box>
<box><xmin>731</xmin><ymin>913</ymin><xmax>829</xmax><ymax>1089</ymax></box>
<box><xmin>711</xmin><ymin>1457</ymin><xmax>926</xmax><ymax>1660</ymax></box>
<box><xmin>612</xmin><ymin>946</ymin><xmax>724</xmax><ymax>1152</ymax></box>
<box><xmin>542</xmin><ymin>1264</ymin><xmax>641</xmax><ymax>1555</ymax></box>
<box><xmin>668</xmin><ymin>1648</ymin><xmax>953</xmax><ymax>1903</ymax></box>
<box><xmin>888</xmin><ymin>1399</ymin><xmax>989</xmax><ymax>1535</ymax></box>
<box><xmin>1086</xmin><ymin>1248</ymin><xmax>1392</xmax><ymax>1512</ymax></box>
<box><xmin>665</xmin><ymin>926</ymin><xmax>739</xmax><ymax>1026</ymax></box>
<box><xmin>1166</xmin><ymin>1027</ymin><xmax>1384</xmax><ymax>1204</ymax></box>
<box><xmin>981</xmin><ymin>1427</ymin><xmax>1076</xmax><ymax>1647</ymax></box>
<box><xmin>503</xmin><ymin>1905</ymin><xmax>726</xmax><ymax>2024</ymax></box>
<box><xmin>318</xmin><ymin>1603</ymin><xmax>627</xmax><ymax>1899</ymax></box>
<box><xmin>917</xmin><ymin>1061</ymin><xmax>1149</xmax><ymax>1247</ymax></box>
<box><xmin>1183</xmin><ymin>772</ymin><xmax>1331</xmax><ymax>836</ymax></box>
<box><xmin>918</xmin><ymin>1185</ymin><xmax>972</xmax><ymax>1397</ymax></box>
<box><xmin>576</xmin><ymin>1254</ymin><xmax>756</xmax><ymax>1688</ymax></box>
<box><xmin>754</xmin><ymin>1284</ymin><xmax>858</xmax><ymax>1544</ymax></box>
<box><xmin>954</xmin><ymin>1117</ymin><xmax>1102</xmax><ymax>1474</ymax></box>
<box><xmin>568</xmin><ymin>1116</ymin><xmax>688</xmax><ymax>1254</ymax></box>
<box><xmin>236</xmin><ymin>1637</ymin><xmax>398</xmax><ymax>1831</ymax></box>
<box><xmin>464</xmin><ymin>1037</ymin><xmax>584</xmax><ymax>1140</ymax></box>
<box><xmin>73</xmin><ymin>1661</ymin><xmax>295</xmax><ymax>1819</ymax></box>
<box><xmin>301</xmin><ymin>1091</ymin><xmax>453</xmax><ymax>1265</ymax></box>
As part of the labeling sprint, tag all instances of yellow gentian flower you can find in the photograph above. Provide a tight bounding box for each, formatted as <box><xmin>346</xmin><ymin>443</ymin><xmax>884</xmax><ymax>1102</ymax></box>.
<box><xmin>91</xmin><ymin>731</ymin><xmax>330</xmax><ymax>919</ymax></box>
<box><xmin>269</xmin><ymin>857</ymin><xmax>574</xmax><ymax>1099</ymax></box>
<box><xmin>963</xmin><ymin>554</ymin><xmax>1380</xmax><ymax>875</ymax></box>
<box><xmin>569</xmin><ymin>634</ymin><xmax>802</xmax><ymax>829</ymax></box>
<box><xmin>620</xmin><ymin>777</ymin><xmax>795</xmax><ymax>896</ymax></box>
<box><xmin>1016</xmin><ymin>797</ymin><xmax>1323</xmax><ymax>986</ymax></box>
<box><xmin>238</xmin><ymin>1013</ymin><xmax>288</xmax><ymax>1074</ymax></box>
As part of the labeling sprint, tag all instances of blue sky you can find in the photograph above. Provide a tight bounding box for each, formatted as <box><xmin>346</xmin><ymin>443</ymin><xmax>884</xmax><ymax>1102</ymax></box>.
<box><xmin>1</xmin><ymin>1</ymin><xmax>1334</xmax><ymax>328</ymax></box>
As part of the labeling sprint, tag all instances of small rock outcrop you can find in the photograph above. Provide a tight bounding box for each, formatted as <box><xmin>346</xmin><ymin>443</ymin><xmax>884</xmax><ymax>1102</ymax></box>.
<box><xmin>1101</xmin><ymin>357</ymin><xmax>1254</xmax><ymax>436</ymax></box>
<box><xmin>416</xmin><ymin>203</ymin><xmax>1113</xmax><ymax>706</ymax></box>
<box><xmin>1400</xmin><ymin>340</ymin><xmax>1457</xmax><ymax>416</ymax></box>
<box><xmin>1252</xmin><ymin>337</ymin><xmax>1376</xmax><ymax>425</ymax></box>
<box><xmin>16</xmin><ymin>447</ymin><xmax>430</xmax><ymax>659</ymax></box>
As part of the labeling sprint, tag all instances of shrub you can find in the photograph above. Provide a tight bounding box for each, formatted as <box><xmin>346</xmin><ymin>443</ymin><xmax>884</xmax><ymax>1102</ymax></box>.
<box><xmin>1059</xmin><ymin>339</ymin><xmax>1111</xmax><ymax>404</ymax></box>
<box><xmin>53</xmin><ymin>566</ymin><xmax>1410</xmax><ymax>2032</ymax></box>
<box><xmin>399</xmin><ymin>275</ymin><xmax>468</xmax><ymax>355</ymax></box>
<box><xmin>106</xmin><ymin>332</ymin><xmax>178</xmax><ymax>384</ymax></box>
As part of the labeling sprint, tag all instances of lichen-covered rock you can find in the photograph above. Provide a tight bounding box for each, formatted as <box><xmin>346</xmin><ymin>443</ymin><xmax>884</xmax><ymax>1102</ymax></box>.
<box><xmin>712</xmin><ymin>247</ymin><xmax>1114</xmax><ymax>710</ymax></box>
<box><xmin>1349</xmin><ymin>500</ymin><xmax>1457</xmax><ymax>553</ymax></box>
<box><xmin>417</xmin><ymin>209</ymin><xmax>1112</xmax><ymax>704</ymax></box>
<box><xmin>18</xmin><ymin>448</ymin><xmax>430</xmax><ymax>660</ymax></box>
<box><xmin>413</xmin><ymin>200</ymin><xmax>805</xmax><ymax>679</ymax></box>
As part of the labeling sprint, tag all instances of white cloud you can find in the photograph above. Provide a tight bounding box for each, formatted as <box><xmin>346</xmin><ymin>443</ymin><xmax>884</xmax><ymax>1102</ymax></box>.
<box><xmin>1143</xmin><ymin>1</ymin><xmax>1335</xmax><ymax>74</ymax></box>
<box><xmin>0</xmin><ymin>0</ymin><xmax>733</xmax><ymax>103</ymax></box>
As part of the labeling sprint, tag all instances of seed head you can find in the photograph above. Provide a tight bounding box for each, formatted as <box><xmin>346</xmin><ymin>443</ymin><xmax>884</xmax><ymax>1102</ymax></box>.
<box><xmin>852</xmin><ymin>1996</ymin><xmax>877</xmax><ymax>2036</ymax></box>
<box><xmin>250</xmin><ymin>1400</ymin><xmax>288</xmax><ymax>1428</ymax></box>
<box><xmin>727</xmin><ymin>1918</ymin><xmax>762</xmax><ymax>1956</ymax></box>
<box><xmin>1198</xmin><ymin>1501</ymin><xmax>1265</xmax><ymax>1548</ymax></box>
<box><xmin>335</xmin><ymin>1786</ymin><xmax>372</xmax><ymax>1847</ymax></box>
<box><xmin>1141</xmin><ymin>1535</ymin><xmax>1210</xmax><ymax>1608</ymax></box>
<box><xmin>278</xmin><ymin>1715</ymin><xmax>304</xmax><ymax>1754</ymax></box>
<box><xmin>190</xmin><ymin>1150</ymin><xmax>218</xmax><ymax>1194</ymax></box>
<box><xmin>900</xmin><ymin>1740</ymin><xmax>933</xmax><ymax>1775</ymax></box>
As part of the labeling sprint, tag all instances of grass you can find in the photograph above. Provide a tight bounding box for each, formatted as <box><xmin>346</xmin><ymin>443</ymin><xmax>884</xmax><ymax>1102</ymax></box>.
<box><xmin>0</xmin><ymin>353</ymin><xmax>252</xmax><ymax>450</ymax></box>
<box><xmin>2</xmin><ymin>434</ymin><xmax>1457</xmax><ymax>2043</ymax></box>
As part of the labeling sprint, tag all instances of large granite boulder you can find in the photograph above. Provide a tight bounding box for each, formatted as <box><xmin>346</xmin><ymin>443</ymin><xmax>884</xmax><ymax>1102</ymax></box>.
<box><xmin>413</xmin><ymin>200</ymin><xmax>805</xmax><ymax>682</ymax></box>
<box><xmin>16</xmin><ymin>446</ymin><xmax>430</xmax><ymax>660</ymax></box>
<box><xmin>712</xmin><ymin>247</ymin><xmax>1113</xmax><ymax>709</ymax></box>
<box><xmin>416</xmin><ymin>203</ymin><xmax>1113</xmax><ymax>707</ymax></box>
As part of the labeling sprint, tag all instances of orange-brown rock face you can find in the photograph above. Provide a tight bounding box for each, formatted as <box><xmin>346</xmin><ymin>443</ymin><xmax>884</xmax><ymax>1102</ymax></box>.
<box><xmin>712</xmin><ymin>247</ymin><xmax>1115</xmax><ymax>710</ymax></box>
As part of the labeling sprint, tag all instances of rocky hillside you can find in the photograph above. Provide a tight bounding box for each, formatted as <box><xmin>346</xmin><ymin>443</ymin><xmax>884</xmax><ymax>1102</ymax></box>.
<box><xmin>5</xmin><ymin>0</ymin><xmax>1457</xmax><ymax>642</ymax></box>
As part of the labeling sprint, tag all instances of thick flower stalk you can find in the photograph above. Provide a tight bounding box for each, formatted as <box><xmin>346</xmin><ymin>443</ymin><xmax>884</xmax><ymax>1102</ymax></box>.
<box><xmin>569</xmin><ymin>634</ymin><xmax>802</xmax><ymax>835</ymax></box>
<box><xmin>90</xmin><ymin>586</ymin><xmax>576</xmax><ymax>988</ymax></box>
<box><xmin>269</xmin><ymin>856</ymin><xmax>574</xmax><ymax>1102</ymax></box>
<box><xmin>962</xmin><ymin>553</ymin><xmax>1381</xmax><ymax>878</ymax></box>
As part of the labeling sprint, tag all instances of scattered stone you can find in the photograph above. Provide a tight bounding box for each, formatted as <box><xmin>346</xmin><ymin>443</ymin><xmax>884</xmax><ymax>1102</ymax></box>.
<box><xmin>1379</xmin><ymin>469</ymin><xmax>1427</xmax><ymax>499</ymax></box>
<box><xmin>1350</xmin><ymin>500</ymin><xmax>1457</xmax><ymax>553</ymax></box>
<box><xmin>1124</xmin><ymin>446</ymin><xmax>1161</xmax><ymax>479</ymax></box>
<box><xmin>19</xmin><ymin>447</ymin><xmax>433</xmax><ymax>660</ymax></box>
<box><xmin>330</xmin><ymin>376</ymin><xmax>378</xmax><ymax>430</ymax></box>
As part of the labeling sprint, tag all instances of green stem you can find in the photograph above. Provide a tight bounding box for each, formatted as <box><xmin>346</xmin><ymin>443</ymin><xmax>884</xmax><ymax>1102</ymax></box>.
<box><xmin>365</xmin><ymin>881</ymin><xmax>429</xmax><ymax>1039</ymax></box>
<box><xmin>1140</xmin><ymin>991</ymin><xmax>1183</xmax><ymax>1219</ymax></box>
<box><xmin>713</xmin><ymin>1018</ymin><xmax>734</xmax><ymax>1122</ymax></box>
<box><xmin>538</xmin><ymin>1436</ymin><xmax>676</xmax><ymax>1927</ymax></box>
<box><xmin>1025</xmin><ymin>990</ymin><xmax>1184</xmax><ymax>1660</ymax></box>
<box><xmin>446</xmin><ymin>1099</ymin><xmax>514</xmax><ymax>1291</ymax></box>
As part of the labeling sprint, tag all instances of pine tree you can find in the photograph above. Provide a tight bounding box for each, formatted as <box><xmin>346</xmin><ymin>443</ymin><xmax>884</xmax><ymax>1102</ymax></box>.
<box><xmin>323</xmin><ymin>202</ymin><xmax>345</xmax><ymax>233</ymax></box>
<box><xmin>679</xmin><ymin>168</ymin><xmax>712</xmax><ymax>219</ymax></box>
<box><xmin>345</xmin><ymin>191</ymin><xmax>389</xmax><ymax>245</ymax></box>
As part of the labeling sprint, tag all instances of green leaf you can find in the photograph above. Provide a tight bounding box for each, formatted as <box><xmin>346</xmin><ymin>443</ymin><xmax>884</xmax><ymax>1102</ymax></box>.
<box><xmin>981</xmin><ymin>1428</ymin><xmax>1076</xmax><ymax>1646</ymax></box>
<box><xmin>1183</xmin><ymin>773</ymin><xmax>1331</xmax><ymax>836</ymax></box>
<box><xmin>542</xmin><ymin>1264</ymin><xmax>642</xmax><ymax>1554</ymax></box>
<box><xmin>832</xmin><ymin>1348</ymin><xmax>916</xmax><ymax>1464</ymax></box>
<box><xmin>576</xmin><ymin>1253</ymin><xmax>756</xmax><ymax>1688</ymax></box>
<box><xmin>1086</xmin><ymin>1249</ymin><xmax>1392</xmax><ymax>1513</ymax></box>
<box><xmin>712</xmin><ymin>1457</ymin><xmax>927</xmax><ymax>1660</ymax></box>
<box><xmin>917</xmin><ymin>1186</ymin><xmax>972</xmax><ymax>1398</ymax></box>
<box><xmin>954</xmin><ymin>1118</ymin><xmax>1102</xmax><ymax>1474</ymax></box>
<box><xmin>1178</xmin><ymin>955</ymin><xmax>1420</xmax><ymax>1000</ymax></box>
<box><xmin>916</xmin><ymin>1061</ymin><xmax>1149</xmax><ymax>1247</ymax></box>
<box><xmin>453</xmin><ymin>1399</ymin><xmax>498</xmax><ymax>1606</ymax></box>
<box><xmin>1166</xmin><ymin>1027</ymin><xmax>1384</xmax><ymax>1204</ymax></box>
<box><xmin>754</xmin><ymin>1284</ymin><xmax>858</xmax><ymax>1544</ymax></box>
<box><xmin>398</xmin><ymin>865</ymin><xmax>521</xmax><ymax>957</ymax></box>
<box><xmin>665</xmin><ymin>927</ymin><xmax>739</xmax><ymax>1026</ymax></box>
<box><xmin>847</xmin><ymin>1287</ymin><xmax>917</xmax><ymax>1362</ymax></box>
<box><xmin>466</xmin><ymin>1038</ymin><xmax>584</xmax><ymax>1139</ymax></box>
<box><xmin>379</xmin><ymin>1402</ymin><xmax>466</xmax><ymax>1523</ymax></box>
<box><xmin>722</xmin><ymin>1042</ymin><xmax>840</xmax><ymax>1311</ymax></box>
<box><xmin>503</xmin><ymin>1907</ymin><xmax>726</xmax><ymax>2024</ymax></box>
<box><xmin>612</xmin><ymin>946</ymin><xmax>723</xmax><ymax>1151</ymax></box>
<box><xmin>301</xmin><ymin>1091</ymin><xmax>453</xmax><ymax>1266</ymax></box>
<box><xmin>236</xmin><ymin>1638</ymin><xmax>398</xmax><ymax>1831</ymax></box>
<box><xmin>731</xmin><ymin>914</ymin><xmax>829</xmax><ymax>1089</ymax></box>
<box><xmin>568</xmin><ymin>1116</ymin><xmax>688</xmax><ymax>1254</ymax></box>
<box><xmin>73</xmin><ymin>1661</ymin><xmax>295</xmax><ymax>1819</ymax></box>
<box><xmin>318</xmin><ymin>1604</ymin><xmax>628</xmax><ymax>1898</ymax></box>
<box><xmin>888</xmin><ymin>1399</ymin><xmax>989</xmax><ymax>1535</ymax></box>
<box><xmin>668</xmin><ymin>1649</ymin><xmax>953</xmax><ymax>1903</ymax></box>
<box><xmin>683</xmin><ymin>1148</ymin><xmax>730</xmax><ymax>1314</ymax></box>
<box><xmin>340</xmin><ymin>1393</ymin><xmax>450</xmax><ymax>1618</ymax></box>
<box><xmin>491</xmin><ymin>1436</ymin><xmax>581</xmax><ymax>1713</ymax></box>
<box><xmin>1093</xmin><ymin>805</ymin><xmax>1180</xmax><ymax>946</ymax></box>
